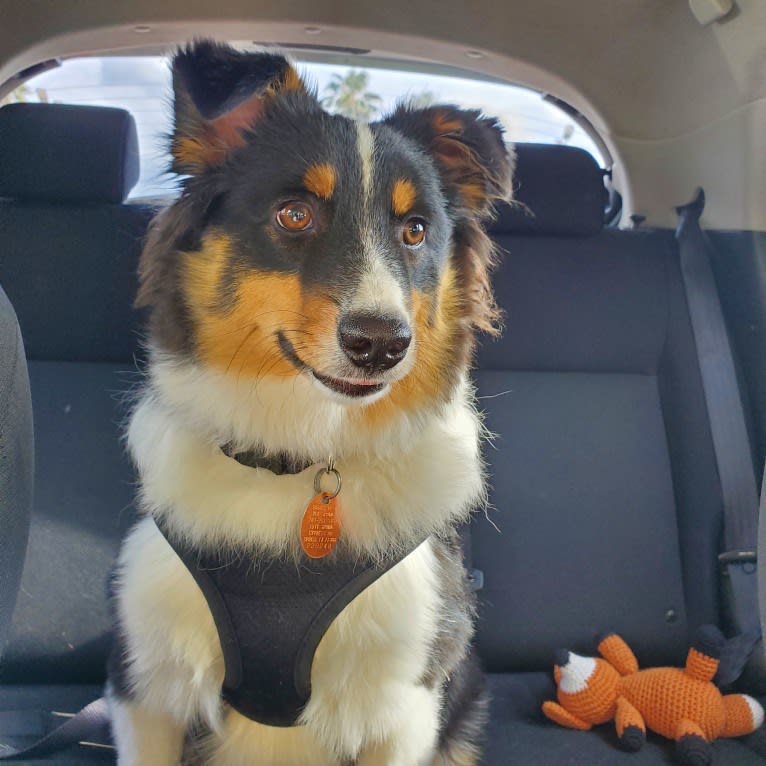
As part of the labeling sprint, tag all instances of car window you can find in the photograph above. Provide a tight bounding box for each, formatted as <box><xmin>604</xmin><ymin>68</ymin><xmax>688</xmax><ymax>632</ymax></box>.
<box><xmin>1</xmin><ymin>55</ymin><xmax>606</xmax><ymax>200</ymax></box>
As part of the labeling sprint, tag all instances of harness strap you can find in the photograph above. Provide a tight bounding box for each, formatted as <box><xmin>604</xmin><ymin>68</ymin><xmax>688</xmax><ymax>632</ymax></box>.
<box><xmin>155</xmin><ymin>518</ymin><xmax>422</xmax><ymax>727</ymax></box>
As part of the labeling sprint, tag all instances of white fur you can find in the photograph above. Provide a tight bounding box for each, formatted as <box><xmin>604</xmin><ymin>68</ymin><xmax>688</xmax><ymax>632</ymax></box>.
<box><xmin>135</xmin><ymin>357</ymin><xmax>483</xmax><ymax>558</ymax></box>
<box><xmin>356</xmin><ymin>122</ymin><xmax>374</xmax><ymax>200</ymax></box>
<box><xmin>113</xmin><ymin>356</ymin><xmax>485</xmax><ymax>765</ymax></box>
<box><xmin>559</xmin><ymin>654</ymin><xmax>597</xmax><ymax>695</ymax></box>
<box><xmin>351</xmin><ymin>251</ymin><xmax>410</xmax><ymax>320</ymax></box>
<box><xmin>109</xmin><ymin>693</ymin><xmax>185</xmax><ymax>766</ymax></box>
<box><xmin>743</xmin><ymin>695</ymin><xmax>764</xmax><ymax>729</ymax></box>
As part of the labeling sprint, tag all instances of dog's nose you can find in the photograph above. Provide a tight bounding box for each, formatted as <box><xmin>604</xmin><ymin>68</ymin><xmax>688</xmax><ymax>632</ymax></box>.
<box><xmin>338</xmin><ymin>313</ymin><xmax>412</xmax><ymax>372</ymax></box>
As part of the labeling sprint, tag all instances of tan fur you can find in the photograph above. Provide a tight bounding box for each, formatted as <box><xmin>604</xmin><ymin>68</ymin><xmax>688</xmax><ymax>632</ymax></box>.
<box><xmin>303</xmin><ymin>163</ymin><xmax>337</xmax><ymax>200</ymax></box>
<box><xmin>391</xmin><ymin>178</ymin><xmax>417</xmax><ymax>216</ymax></box>
<box><xmin>181</xmin><ymin>231</ymin><xmax>342</xmax><ymax>382</ymax></box>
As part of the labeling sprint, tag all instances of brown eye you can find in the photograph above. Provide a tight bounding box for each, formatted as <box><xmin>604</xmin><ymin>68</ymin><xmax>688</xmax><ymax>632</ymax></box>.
<box><xmin>402</xmin><ymin>218</ymin><xmax>426</xmax><ymax>248</ymax></box>
<box><xmin>276</xmin><ymin>201</ymin><xmax>313</xmax><ymax>232</ymax></box>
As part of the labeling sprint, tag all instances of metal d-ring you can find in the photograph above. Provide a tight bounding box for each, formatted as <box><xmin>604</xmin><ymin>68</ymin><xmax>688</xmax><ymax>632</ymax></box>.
<box><xmin>314</xmin><ymin>465</ymin><xmax>342</xmax><ymax>499</ymax></box>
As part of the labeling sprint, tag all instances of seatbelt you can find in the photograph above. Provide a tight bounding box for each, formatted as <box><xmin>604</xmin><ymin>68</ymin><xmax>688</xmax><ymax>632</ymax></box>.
<box><xmin>457</xmin><ymin>520</ymin><xmax>481</xmax><ymax>591</ymax></box>
<box><xmin>759</xmin><ymin>460</ymin><xmax>766</xmax><ymax>672</ymax></box>
<box><xmin>675</xmin><ymin>189</ymin><xmax>762</xmax><ymax>678</ymax></box>
<box><xmin>0</xmin><ymin>698</ymin><xmax>112</xmax><ymax>760</ymax></box>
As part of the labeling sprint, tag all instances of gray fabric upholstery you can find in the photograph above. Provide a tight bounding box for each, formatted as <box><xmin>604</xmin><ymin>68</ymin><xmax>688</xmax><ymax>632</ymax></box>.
<box><xmin>0</xmin><ymin>203</ymin><xmax>153</xmax><ymax>362</ymax></box>
<box><xmin>0</xmin><ymin>104</ymin><xmax>139</xmax><ymax>204</ymax></box>
<box><xmin>0</xmin><ymin>362</ymin><xmax>138</xmax><ymax>684</ymax></box>
<box><xmin>0</xmin><ymin>103</ymin><xmax>148</xmax><ymax>681</ymax></box>
<box><xmin>0</xmin><ymin>286</ymin><xmax>32</xmax><ymax>659</ymax></box>
<box><xmin>473</xmin><ymin>228</ymin><xmax>723</xmax><ymax>674</ymax></box>
<box><xmin>707</xmin><ymin>230</ymin><xmax>766</xmax><ymax>475</ymax></box>
<box><xmin>490</xmin><ymin>144</ymin><xmax>608</xmax><ymax>237</ymax></box>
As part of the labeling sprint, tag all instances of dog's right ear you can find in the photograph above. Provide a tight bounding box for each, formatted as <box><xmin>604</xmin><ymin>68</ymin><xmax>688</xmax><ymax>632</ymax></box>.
<box><xmin>171</xmin><ymin>40</ymin><xmax>308</xmax><ymax>174</ymax></box>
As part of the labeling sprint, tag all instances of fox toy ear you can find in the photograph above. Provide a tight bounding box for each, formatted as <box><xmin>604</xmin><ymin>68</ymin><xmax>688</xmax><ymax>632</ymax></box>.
<box><xmin>170</xmin><ymin>40</ymin><xmax>308</xmax><ymax>174</ymax></box>
<box><xmin>382</xmin><ymin>105</ymin><xmax>514</xmax><ymax>218</ymax></box>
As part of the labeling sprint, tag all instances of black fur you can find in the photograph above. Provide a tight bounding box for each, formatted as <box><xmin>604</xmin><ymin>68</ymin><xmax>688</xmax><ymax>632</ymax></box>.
<box><xmin>174</xmin><ymin>41</ymin><xmax>290</xmax><ymax>121</ymax></box>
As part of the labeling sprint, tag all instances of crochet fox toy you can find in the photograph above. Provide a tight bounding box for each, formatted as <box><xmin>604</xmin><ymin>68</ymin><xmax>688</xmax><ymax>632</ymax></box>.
<box><xmin>542</xmin><ymin>626</ymin><xmax>764</xmax><ymax>766</ymax></box>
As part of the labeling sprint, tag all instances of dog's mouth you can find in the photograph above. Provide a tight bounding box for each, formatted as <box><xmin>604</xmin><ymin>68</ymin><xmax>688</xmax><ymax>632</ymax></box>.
<box><xmin>277</xmin><ymin>331</ymin><xmax>387</xmax><ymax>399</ymax></box>
<box><xmin>311</xmin><ymin>371</ymin><xmax>385</xmax><ymax>398</ymax></box>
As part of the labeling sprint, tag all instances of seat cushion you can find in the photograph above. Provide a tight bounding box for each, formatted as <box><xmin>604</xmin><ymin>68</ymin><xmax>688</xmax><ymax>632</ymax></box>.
<box><xmin>0</xmin><ymin>362</ymin><xmax>138</xmax><ymax>684</ymax></box>
<box><xmin>482</xmin><ymin>673</ymin><xmax>766</xmax><ymax>765</ymax></box>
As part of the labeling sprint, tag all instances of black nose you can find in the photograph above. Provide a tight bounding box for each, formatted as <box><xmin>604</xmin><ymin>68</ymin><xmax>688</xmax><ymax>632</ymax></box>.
<box><xmin>338</xmin><ymin>313</ymin><xmax>412</xmax><ymax>372</ymax></box>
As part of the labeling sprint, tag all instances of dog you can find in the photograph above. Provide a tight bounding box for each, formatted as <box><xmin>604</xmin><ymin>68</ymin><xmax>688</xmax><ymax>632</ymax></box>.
<box><xmin>108</xmin><ymin>39</ymin><xmax>513</xmax><ymax>766</ymax></box>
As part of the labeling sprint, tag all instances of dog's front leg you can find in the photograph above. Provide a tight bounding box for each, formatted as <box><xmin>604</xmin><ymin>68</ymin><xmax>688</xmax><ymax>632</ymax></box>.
<box><xmin>109</xmin><ymin>695</ymin><xmax>185</xmax><ymax>766</ymax></box>
<box><xmin>355</xmin><ymin>684</ymin><xmax>441</xmax><ymax>766</ymax></box>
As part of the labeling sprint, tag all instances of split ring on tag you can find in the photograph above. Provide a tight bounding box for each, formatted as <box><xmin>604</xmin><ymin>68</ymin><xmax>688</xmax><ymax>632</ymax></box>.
<box><xmin>313</xmin><ymin>466</ymin><xmax>342</xmax><ymax>499</ymax></box>
<box><xmin>301</xmin><ymin>463</ymin><xmax>342</xmax><ymax>558</ymax></box>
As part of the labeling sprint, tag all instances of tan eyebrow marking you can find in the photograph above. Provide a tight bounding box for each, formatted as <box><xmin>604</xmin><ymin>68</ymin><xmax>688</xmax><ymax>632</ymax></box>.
<box><xmin>392</xmin><ymin>178</ymin><xmax>417</xmax><ymax>216</ymax></box>
<box><xmin>303</xmin><ymin>163</ymin><xmax>337</xmax><ymax>200</ymax></box>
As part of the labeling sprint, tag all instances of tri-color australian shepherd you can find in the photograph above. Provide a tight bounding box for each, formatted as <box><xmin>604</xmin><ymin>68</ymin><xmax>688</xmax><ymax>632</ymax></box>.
<box><xmin>108</xmin><ymin>40</ymin><xmax>513</xmax><ymax>766</ymax></box>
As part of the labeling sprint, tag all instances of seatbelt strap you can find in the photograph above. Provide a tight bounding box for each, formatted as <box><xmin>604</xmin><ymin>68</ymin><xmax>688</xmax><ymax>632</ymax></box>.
<box><xmin>0</xmin><ymin>697</ymin><xmax>112</xmax><ymax>760</ymax></box>
<box><xmin>759</xmin><ymin>460</ymin><xmax>766</xmax><ymax>668</ymax></box>
<box><xmin>675</xmin><ymin>189</ymin><xmax>761</xmax><ymax>652</ymax></box>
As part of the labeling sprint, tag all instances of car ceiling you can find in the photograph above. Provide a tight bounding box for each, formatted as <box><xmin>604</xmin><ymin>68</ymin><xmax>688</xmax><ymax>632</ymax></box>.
<box><xmin>1</xmin><ymin>0</ymin><xmax>764</xmax><ymax>230</ymax></box>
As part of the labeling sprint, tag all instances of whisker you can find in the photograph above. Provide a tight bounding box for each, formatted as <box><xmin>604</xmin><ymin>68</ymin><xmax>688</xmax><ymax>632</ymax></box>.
<box><xmin>226</xmin><ymin>324</ymin><xmax>263</xmax><ymax>374</ymax></box>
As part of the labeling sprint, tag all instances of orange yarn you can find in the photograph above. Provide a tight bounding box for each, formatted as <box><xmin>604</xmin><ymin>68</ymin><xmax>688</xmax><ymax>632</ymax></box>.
<box><xmin>542</xmin><ymin>630</ymin><xmax>763</xmax><ymax>762</ymax></box>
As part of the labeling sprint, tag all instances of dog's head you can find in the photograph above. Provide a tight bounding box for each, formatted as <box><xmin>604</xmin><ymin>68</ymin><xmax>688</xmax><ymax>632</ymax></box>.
<box><xmin>138</xmin><ymin>40</ymin><xmax>513</xmax><ymax>424</ymax></box>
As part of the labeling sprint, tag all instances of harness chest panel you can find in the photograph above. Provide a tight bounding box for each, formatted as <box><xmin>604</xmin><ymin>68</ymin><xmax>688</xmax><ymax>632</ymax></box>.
<box><xmin>156</xmin><ymin>520</ymin><xmax>411</xmax><ymax>727</ymax></box>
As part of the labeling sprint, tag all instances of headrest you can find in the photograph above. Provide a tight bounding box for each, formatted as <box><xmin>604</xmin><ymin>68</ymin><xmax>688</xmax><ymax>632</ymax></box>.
<box><xmin>491</xmin><ymin>143</ymin><xmax>608</xmax><ymax>237</ymax></box>
<box><xmin>0</xmin><ymin>103</ymin><xmax>140</xmax><ymax>203</ymax></box>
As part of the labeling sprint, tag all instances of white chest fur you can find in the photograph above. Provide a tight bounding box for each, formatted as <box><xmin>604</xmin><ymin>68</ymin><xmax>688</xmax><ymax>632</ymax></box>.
<box><xmin>127</xmin><ymin>362</ymin><xmax>485</xmax><ymax>558</ymax></box>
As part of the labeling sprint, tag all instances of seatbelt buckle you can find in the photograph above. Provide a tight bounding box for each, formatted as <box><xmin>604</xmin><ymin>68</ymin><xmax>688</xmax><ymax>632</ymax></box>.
<box><xmin>718</xmin><ymin>552</ymin><xmax>766</xmax><ymax>693</ymax></box>
<box><xmin>718</xmin><ymin>551</ymin><xmax>758</xmax><ymax>633</ymax></box>
<box><xmin>467</xmin><ymin>568</ymin><xmax>484</xmax><ymax>592</ymax></box>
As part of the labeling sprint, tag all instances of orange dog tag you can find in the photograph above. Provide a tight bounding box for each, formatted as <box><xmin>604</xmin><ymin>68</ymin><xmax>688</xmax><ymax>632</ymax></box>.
<box><xmin>300</xmin><ymin>493</ymin><xmax>341</xmax><ymax>559</ymax></box>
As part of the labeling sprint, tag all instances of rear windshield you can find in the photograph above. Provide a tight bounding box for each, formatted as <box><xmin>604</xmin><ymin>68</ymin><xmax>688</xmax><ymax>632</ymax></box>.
<box><xmin>2</xmin><ymin>55</ymin><xmax>606</xmax><ymax>200</ymax></box>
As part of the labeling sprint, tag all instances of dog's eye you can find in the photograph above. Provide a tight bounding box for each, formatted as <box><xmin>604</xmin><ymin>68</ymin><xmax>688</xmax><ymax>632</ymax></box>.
<box><xmin>402</xmin><ymin>218</ymin><xmax>426</xmax><ymax>248</ymax></box>
<box><xmin>276</xmin><ymin>201</ymin><xmax>313</xmax><ymax>232</ymax></box>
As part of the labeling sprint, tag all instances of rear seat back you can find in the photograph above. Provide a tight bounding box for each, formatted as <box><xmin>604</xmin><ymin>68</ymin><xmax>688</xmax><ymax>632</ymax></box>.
<box><xmin>0</xmin><ymin>103</ymin><xmax>152</xmax><ymax>362</ymax></box>
<box><xmin>473</xmin><ymin>146</ymin><xmax>725</xmax><ymax>672</ymax></box>
<box><xmin>0</xmin><ymin>104</ymin><xmax>733</xmax><ymax>690</ymax></box>
<box><xmin>0</xmin><ymin>104</ymin><xmax>152</xmax><ymax>682</ymax></box>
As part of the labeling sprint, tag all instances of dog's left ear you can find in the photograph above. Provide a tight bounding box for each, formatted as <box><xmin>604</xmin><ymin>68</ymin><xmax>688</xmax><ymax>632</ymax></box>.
<box><xmin>170</xmin><ymin>40</ymin><xmax>310</xmax><ymax>174</ymax></box>
<box><xmin>383</xmin><ymin>105</ymin><xmax>514</xmax><ymax>218</ymax></box>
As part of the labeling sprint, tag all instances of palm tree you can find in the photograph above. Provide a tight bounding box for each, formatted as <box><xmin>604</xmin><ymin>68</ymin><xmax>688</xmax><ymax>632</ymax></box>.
<box><xmin>0</xmin><ymin>85</ymin><xmax>49</xmax><ymax>107</ymax></box>
<box><xmin>321</xmin><ymin>71</ymin><xmax>382</xmax><ymax>121</ymax></box>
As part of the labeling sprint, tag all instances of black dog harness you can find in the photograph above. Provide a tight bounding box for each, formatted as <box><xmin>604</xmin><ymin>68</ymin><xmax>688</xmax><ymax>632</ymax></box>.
<box><xmin>156</xmin><ymin>448</ymin><xmax>421</xmax><ymax>727</ymax></box>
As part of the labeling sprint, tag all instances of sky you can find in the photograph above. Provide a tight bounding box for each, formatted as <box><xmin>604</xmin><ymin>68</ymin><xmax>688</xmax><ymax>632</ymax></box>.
<box><xmin>19</xmin><ymin>56</ymin><xmax>603</xmax><ymax>199</ymax></box>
